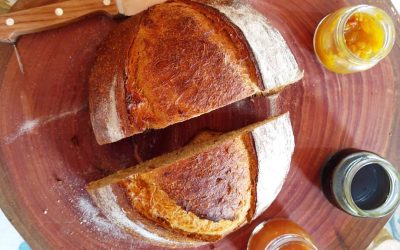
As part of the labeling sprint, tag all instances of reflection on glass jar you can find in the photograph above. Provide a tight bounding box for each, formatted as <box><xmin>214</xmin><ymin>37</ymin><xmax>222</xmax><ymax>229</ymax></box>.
<box><xmin>321</xmin><ymin>149</ymin><xmax>400</xmax><ymax>217</ymax></box>
<box><xmin>247</xmin><ymin>219</ymin><xmax>318</xmax><ymax>250</ymax></box>
<box><xmin>314</xmin><ymin>5</ymin><xmax>395</xmax><ymax>74</ymax></box>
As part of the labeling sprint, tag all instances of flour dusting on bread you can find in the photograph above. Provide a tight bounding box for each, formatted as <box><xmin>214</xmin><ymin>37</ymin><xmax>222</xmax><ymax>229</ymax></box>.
<box><xmin>76</xmin><ymin>196</ymin><xmax>128</xmax><ymax>239</ymax></box>
<box><xmin>209</xmin><ymin>1</ymin><xmax>303</xmax><ymax>92</ymax></box>
<box><xmin>251</xmin><ymin>113</ymin><xmax>294</xmax><ymax>216</ymax></box>
<box><xmin>93</xmin><ymin>186</ymin><xmax>176</xmax><ymax>245</ymax></box>
<box><xmin>106</xmin><ymin>76</ymin><xmax>124</xmax><ymax>142</ymax></box>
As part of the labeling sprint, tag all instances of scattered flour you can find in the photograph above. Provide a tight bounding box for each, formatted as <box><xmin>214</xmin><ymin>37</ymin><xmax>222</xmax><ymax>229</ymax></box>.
<box><xmin>75</xmin><ymin>196</ymin><xmax>128</xmax><ymax>240</ymax></box>
<box><xmin>50</xmin><ymin>162</ymin><xmax>131</xmax><ymax>243</ymax></box>
<box><xmin>3</xmin><ymin>105</ymin><xmax>87</xmax><ymax>145</ymax></box>
<box><xmin>268</xmin><ymin>94</ymin><xmax>279</xmax><ymax>115</ymax></box>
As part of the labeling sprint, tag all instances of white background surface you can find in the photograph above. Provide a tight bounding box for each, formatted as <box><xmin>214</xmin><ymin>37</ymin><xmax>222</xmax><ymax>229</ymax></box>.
<box><xmin>0</xmin><ymin>210</ymin><xmax>26</xmax><ymax>249</ymax></box>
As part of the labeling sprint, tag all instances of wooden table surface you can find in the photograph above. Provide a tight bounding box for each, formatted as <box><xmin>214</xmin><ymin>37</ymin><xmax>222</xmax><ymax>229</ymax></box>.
<box><xmin>0</xmin><ymin>0</ymin><xmax>399</xmax><ymax>249</ymax></box>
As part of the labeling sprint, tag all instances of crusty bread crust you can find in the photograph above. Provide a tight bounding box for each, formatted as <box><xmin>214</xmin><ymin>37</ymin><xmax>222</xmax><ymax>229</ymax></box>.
<box><xmin>116</xmin><ymin>134</ymin><xmax>253</xmax><ymax>242</ymax></box>
<box><xmin>201</xmin><ymin>0</ymin><xmax>304</xmax><ymax>93</ymax></box>
<box><xmin>151</xmin><ymin>134</ymin><xmax>253</xmax><ymax>222</ymax></box>
<box><xmin>87</xmin><ymin>113</ymin><xmax>294</xmax><ymax>247</ymax></box>
<box><xmin>123</xmin><ymin>1</ymin><xmax>263</xmax><ymax>134</ymax></box>
<box><xmin>89</xmin><ymin>14</ymin><xmax>144</xmax><ymax>145</ymax></box>
<box><xmin>89</xmin><ymin>0</ymin><xmax>302</xmax><ymax>145</ymax></box>
<box><xmin>89</xmin><ymin>184</ymin><xmax>206</xmax><ymax>248</ymax></box>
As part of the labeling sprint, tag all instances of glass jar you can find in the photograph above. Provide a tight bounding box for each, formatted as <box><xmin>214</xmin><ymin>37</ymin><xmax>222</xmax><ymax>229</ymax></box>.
<box><xmin>313</xmin><ymin>5</ymin><xmax>395</xmax><ymax>74</ymax></box>
<box><xmin>247</xmin><ymin>219</ymin><xmax>318</xmax><ymax>250</ymax></box>
<box><xmin>321</xmin><ymin>149</ymin><xmax>400</xmax><ymax>217</ymax></box>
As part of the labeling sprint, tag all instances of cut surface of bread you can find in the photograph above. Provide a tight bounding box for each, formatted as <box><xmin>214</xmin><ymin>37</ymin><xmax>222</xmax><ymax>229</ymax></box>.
<box><xmin>89</xmin><ymin>0</ymin><xmax>302</xmax><ymax>144</ymax></box>
<box><xmin>87</xmin><ymin>113</ymin><xmax>295</xmax><ymax>248</ymax></box>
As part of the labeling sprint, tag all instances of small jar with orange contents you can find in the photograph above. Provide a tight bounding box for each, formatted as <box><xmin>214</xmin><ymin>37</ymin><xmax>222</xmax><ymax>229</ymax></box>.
<box><xmin>314</xmin><ymin>5</ymin><xmax>395</xmax><ymax>74</ymax></box>
<box><xmin>247</xmin><ymin>219</ymin><xmax>318</xmax><ymax>250</ymax></box>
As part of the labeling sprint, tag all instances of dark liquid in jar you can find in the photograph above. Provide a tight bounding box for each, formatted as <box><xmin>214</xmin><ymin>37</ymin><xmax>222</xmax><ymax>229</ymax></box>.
<box><xmin>321</xmin><ymin>149</ymin><xmax>392</xmax><ymax>213</ymax></box>
<box><xmin>351</xmin><ymin>163</ymin><xmax>390</xmax><ymax>210</ymax></box>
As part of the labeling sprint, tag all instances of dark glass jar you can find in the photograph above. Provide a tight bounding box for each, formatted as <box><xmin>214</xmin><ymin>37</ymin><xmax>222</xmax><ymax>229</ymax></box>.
<box><xmin>321</xmin><ymin>149</ymin><xmax>400</xmax><ymax>217</ymax></box>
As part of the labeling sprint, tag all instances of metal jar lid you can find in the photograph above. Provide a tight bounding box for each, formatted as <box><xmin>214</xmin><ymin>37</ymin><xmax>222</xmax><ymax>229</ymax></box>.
<box><xmin>323</xmin><ymin>150</ymin><xmax>400</xmax><ymax>217</ymax></box>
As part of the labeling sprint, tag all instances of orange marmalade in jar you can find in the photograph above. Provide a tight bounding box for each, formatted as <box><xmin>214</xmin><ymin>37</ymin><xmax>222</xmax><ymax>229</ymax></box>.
<box><xmin>314</xmin><ymin>5</ymin><xmax>395</xmax><ymax>74</ymax></box>
<box><xmin>247</xmin><ymin>219</ymin><xmax>317</xmax><ymax>250</ymax></box>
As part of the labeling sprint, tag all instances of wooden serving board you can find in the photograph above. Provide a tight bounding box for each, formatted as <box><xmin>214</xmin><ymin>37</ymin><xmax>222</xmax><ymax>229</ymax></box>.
<box><xmin>0</xmin><ymin>0</ymin><xmax>399</xmax><ymax>249</ymax></box>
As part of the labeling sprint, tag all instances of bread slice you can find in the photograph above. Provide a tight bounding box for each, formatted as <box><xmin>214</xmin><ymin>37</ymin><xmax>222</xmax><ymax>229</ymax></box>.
<box><xmin>89</xmin><ymin>0</ymin><xmax>302</xmax><ymax>144</ymax></box>
<box><xmin>87</xmin><ymin>113</ymin><xmax>295</xmax><ymax>248</ymax></box>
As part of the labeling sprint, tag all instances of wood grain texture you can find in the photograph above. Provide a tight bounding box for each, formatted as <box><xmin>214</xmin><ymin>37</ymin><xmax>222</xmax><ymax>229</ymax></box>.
<box><xmin>0</xmin><ymin>0</ymin><xmax>119</xmax><ymax>42</ymax></box>
<box><xmin>0</xmin><ymin>0</ymin><xmax>399</xmax><ymax>249</ymax></box>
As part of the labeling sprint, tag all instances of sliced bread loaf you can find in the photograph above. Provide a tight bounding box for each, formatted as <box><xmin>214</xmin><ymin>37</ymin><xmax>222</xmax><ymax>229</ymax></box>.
<box><xmin>89</xmin><ymin>0</ymin><xmax>302</xmax><ymax>144</ymax></box>
<box><xmin>87</xmin><ymin>113</ymin><xmax>295</xmax><ymax>248</ymax></box>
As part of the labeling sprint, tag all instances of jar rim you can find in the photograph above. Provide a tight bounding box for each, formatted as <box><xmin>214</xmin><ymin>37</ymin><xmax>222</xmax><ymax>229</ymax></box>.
<box><xmin>246</xmin><ymin>219</ymin><xmax>318</xmax><ymax>250</ymax></box>
<box><xmin>335</xmin><ymin>4</ymin><xmax>396</xmax><ymax>64</ymax></box>
<box><xmin>265</xmin><ymin>233</ymin><xmax>318</xmax><ymax>250</ymax></box>
<box><xmin>332</xmin><ymin>152</ymin><xmax>400</xmax><ymax>217</ymax></box>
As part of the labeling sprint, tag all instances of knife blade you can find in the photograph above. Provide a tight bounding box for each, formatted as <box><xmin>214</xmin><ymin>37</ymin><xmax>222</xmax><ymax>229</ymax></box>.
<box><xmin>0</xmin><ymin>0</ymin><xmax>166</xmax><ymax>43</ymax></box>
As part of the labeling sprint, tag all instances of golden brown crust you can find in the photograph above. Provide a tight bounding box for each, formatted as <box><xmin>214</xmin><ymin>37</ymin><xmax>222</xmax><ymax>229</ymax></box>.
<box><xmin>118</xmin><ymin>133</ymin><xmax>253</xmax><ymax>242</ymax></box>
<box><xmin>152</xmin><ymin>135</ymin><xmax>252</xmax><ymax>222</ymax></box>
<box><xmin>89</xmin><ymin>0</ymin><xmax>264</xmax><ymax>144</ymax></box>
<box><xmin>120</xmin><ymin>177</ymin><xmax>226</xmax><ymax>242</ymax></box>
<box><xmin>89</xmin><ymin>0</ymin><xmax>302</xmax><ymax>145</ymax></box>
<box><xmin>89</xmin><ymin>15</ymin><xmax>143</xmax><ymax>144</ymax></box>
<box><xmin>242</xmin><ymin>133</ymin><xmax>258</xmax><ymax>221</ymax></box>
<box><xmin>125</xmin><ymin>1</ymin><xmax>261</xmax><ymax>132</ymax></box>
<box><xmin>88</xmin><ymin>183</ymin><xmax>206</xmax><ymax>248</ymax></box>
<box><xmin>87</xmin><ymin>114</ymin><xmax>295</xmax><ymax>246</ymax></box>
<box><xmin>186</xmin><ymin>0</ymin><xmax>264</xmax><ymax>91</ymax></box>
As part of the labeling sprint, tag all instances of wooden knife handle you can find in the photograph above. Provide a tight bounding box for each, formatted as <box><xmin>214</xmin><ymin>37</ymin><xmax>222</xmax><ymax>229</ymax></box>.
<box><xmin>0</xmin><ymin>0</ymin><xmax>119</xmax><ymax>43</ymax></box>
